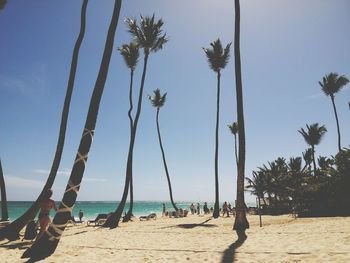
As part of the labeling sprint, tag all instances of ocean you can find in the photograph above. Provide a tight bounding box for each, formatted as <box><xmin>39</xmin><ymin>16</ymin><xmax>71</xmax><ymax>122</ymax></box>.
<box><xmin>3</xmin><ymin>201</ymin><xmax>257</xmax><ymax>221</ymax></box>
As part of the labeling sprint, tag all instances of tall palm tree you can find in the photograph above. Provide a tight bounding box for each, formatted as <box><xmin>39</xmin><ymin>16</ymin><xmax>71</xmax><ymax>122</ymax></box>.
<box><xmin>103</xmin><ymin>14</ymin><xmax>167</xmax><ymax>229</ymax></box>
<box><xmin>148</xmin><ymin>89</ymin><xmax>178</xmax><ymax>211</ymax></box>
<box><xmin>0</xmin><ymin>0</ymin><xmax>88</xmax><ymax>241</ymax></box>
<box><xmin>0</xmin><ymin>159</ymin><xmax>9</xmax><ymax>222</ymax></box>
<box><xmin>298</xmin><ymin>123</ymin><xmax>327</xmax><ymax>176</ymax></box>
<box><xmin>118</xmin><ymin>42</ymin><xmax>140</xmax><ymax>222</ymax></box>
<box><xmin>319</xmin><ymin>73</ymin><xmax>349</xmax><ymax>152</ymax></box>
<box><xmin>203</xmin><ymin>39</ymin><xmax>231</xmax><ymax>219</ymax></box>
<box><xmin>22</xmin><ymin>0</ymin><xmax>122</xmax><ymax>259</ymax></box>
<box><xmin>228</xmin><ymin>122</ymin><xmax>239</xmax><ymax>165</ymax></box>
<box><xmin>233</xmin><ymin>0</ymin><xmax>249</xmax><ymax>236</ymax></box>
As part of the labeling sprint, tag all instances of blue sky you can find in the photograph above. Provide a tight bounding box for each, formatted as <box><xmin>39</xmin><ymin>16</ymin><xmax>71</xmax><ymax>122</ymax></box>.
<box><xmin>0</xmin><ymin>0</ymin><xmax>349</xmax><ymax>204</ymax></box>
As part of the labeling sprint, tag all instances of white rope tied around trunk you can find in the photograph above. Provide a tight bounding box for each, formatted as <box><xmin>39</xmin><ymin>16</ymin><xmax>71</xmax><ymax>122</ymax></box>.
<box><xmin>45</xmin><ymin>129</ymin><xmax>93</xmax><ymax>242</ymax></box>
<box><xmin>83</xmin><ymin>128</ymin><xmax>94</xmax><ymax>142</ymax></box>
<box><xmin>46</xmin><ymin>223</ymin><xmax>67</xmax><ymax>241</ymax></box>
<box><xmin>46</xmin><ymin>180</ymin><xmax>81</xmax><ymax>241</ymax></box>
<box><xmin>74</xmin><ymin>152</ymin><xmax>88</xmax><ymax>166</ymax></box>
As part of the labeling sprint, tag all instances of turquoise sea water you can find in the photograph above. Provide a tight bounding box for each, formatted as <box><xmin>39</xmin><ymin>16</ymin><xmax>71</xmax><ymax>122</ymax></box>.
<box><xmin>3</xmin><ymin>201</ymin><xmax>256</xmax><ymax>221</ymax></box>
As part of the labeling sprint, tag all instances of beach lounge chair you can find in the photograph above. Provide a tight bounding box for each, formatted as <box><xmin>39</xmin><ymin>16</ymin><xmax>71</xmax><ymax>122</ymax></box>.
<box><xmin>139</xmin><ymin>213</ymin><xmax>157</xmax><ymax>221</ymax></box>
<box><xmin>0</xmin><ymin>220</ymin><xmax>10</xmax><ymax>229</ymax></box>
<box><xmin>87</xmin><ymin>213</ymin><xmax>108</xmax><ymax>226</ymax></box>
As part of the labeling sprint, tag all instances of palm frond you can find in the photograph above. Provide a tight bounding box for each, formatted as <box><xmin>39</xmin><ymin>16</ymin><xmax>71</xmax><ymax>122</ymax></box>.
<box><xmin>203</xmin><ymin>38</ymin><xmax>231</xmax><ymax>72</ymax></box>
<box><xmin>126</xmin><ymin>14</ymin><xmax>168</xmax><ymax>54</ymax></box>
<box><xmin>118</xmin><ymin>42</ymin><xmax>140</xmax><ymax>70</ymax></box>
<box><xmin>148</xmin><ymin>88</ymin><xmax>167</xmax><ymax>108</ymax></box>
<box><xmin>319</xmin><ymin>72</ymin><xmax>349</xmax><ymax>96</ymax></box>
<box><xmin>228</xmin><ymin>122</ymin><xmax>238</xmax><ymax>135</ymax></box>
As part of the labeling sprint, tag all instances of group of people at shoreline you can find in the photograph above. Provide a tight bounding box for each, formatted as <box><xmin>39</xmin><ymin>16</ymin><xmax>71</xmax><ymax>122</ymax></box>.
<box><xmin>162</xmin><ymin>202</ymin><xmax>234</xmax><ymax>217</ymax></box>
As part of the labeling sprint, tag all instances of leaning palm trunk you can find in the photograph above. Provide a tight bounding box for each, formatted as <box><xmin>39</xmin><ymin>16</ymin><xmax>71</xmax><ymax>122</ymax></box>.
<box><xmin>0</xmin><ymin>0</ymin><xmax>88</xmax><ymax>241</ymax></box>
<box><xmin>22</xmin><ymin>0</ymin><xmax>122</xmax><ymax>259</ymax></box>
<box><xmin>156</xmin><ymin>108</ymin><xmax>178</xmax><ymax>211</ymax></box>
<box><xmin>0</xmin><ymin>159</ymin><xmax>9</xmax><ymax>222</ymax></box>
<box><xmin>233</xmin><ymin>0</ymin><xmax>249</xmax><ymax>236</ymax></box>
<box><xmin>330</xmin><ymin>95</ymin><xmax>342</xmax><ymax>152</ymax></box>
<box><xmin>104</xmin><ymin>52</ymin><xmax>149</xmax><ymax>228</ymax></box>
<box><xmin>213</xmin><ymin>71</ymin><xmax>221</xmax><ymax>219</ymax></box>
<box><xmin>123</xmin><ymin>69</ymin><xmax>135</xmax><ymax>222</ymax></box>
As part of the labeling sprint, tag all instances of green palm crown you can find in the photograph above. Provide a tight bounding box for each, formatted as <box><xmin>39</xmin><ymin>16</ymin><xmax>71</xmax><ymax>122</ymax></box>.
<box><xmin>125</xmin><ymin>14</ymin><xmax>168</xmax><ymax>54</ymax></box>
<box><xmin>118</xmin><ymin>42</ymin><xmax>140</xmax><ymax>71</ymax></box>
<box><xmin>148</xmin><ymin>88</ymin><xmax>167</xmax><ymax>108</ymax></box>
<box><xmin>319</xmin><ymin>72</ymin><xmax>349</xmax><ymax>97</ymax></box>
<box><xmin>203</xmin><ymin>38</ymin><xmax>231</xmax><ymax>72</ymax></box>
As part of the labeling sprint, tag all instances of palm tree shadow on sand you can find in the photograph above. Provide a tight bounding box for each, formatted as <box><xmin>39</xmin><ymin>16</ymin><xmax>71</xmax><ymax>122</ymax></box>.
<box><xmin>161</xmin><ymin>218</ymin><xmax>216</xmax><ymax>229</ymax></box>
<box><xmin>221</xmin><ymin>231</ymin><xmax>247</xmax><ymax>263</ymax></box>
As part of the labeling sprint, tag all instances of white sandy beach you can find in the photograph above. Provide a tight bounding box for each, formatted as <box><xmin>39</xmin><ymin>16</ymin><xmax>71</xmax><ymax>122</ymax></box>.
<box><xmin>1</xmin><ymin>214</ymin><xmax>349</xmax><ymax>262</ymax></box>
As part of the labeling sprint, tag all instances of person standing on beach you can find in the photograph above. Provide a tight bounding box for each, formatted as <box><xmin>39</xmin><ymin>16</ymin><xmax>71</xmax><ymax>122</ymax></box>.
<box><xmin>162</xmin><ymin>203</ymin><xmax>166</xmax><ymax>216</ymax></box>
<box><xmin>203</xmin><ymin>202</ymin><xmax>209</xmax><ymax>214</ymax></box>
<box><xmin>222</xmin><ymin>201</ymin><xmax>229</xmax><ymax>217</ymax></box>
<box><xmin>79</xmin><ymin>209</ymin><xmax>84</xmax><ymax>222</ymax></box>
<box><xmin>190</xmin><ymin>203</ymin><xmax>195</xmax><ymax>214</ymax></box>
<box><xmin>37</xmin><ymin>189</ymin><xmax>57</xmax><ymax>241</ymax></box>
<box><xmin>197</xmin><ymin>203</ymin><xmax>200</xmax><ymax>215</ymax></box>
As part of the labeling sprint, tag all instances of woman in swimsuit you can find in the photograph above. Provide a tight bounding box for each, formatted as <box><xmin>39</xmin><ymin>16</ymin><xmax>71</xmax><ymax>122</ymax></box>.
<box><xmin>37</xmin><ymin>189</ymin><xmax>57</xmax><ymax>240</ymax></box>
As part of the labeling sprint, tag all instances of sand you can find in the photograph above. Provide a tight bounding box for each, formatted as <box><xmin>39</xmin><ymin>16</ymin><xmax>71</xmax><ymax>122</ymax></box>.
<box><xmin>0</xmin><ymin>214</ymin><xmax>349</xmax><ymax>262</ymax></box>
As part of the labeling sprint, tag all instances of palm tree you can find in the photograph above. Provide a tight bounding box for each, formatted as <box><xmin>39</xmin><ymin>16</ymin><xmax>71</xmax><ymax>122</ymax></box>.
<box><xmin>0</xmin><ymin>159</ymin><xmax>9</xmax><ymax>222</ymax></box>
<box><xmin>228</xmin><ymin>122</ymin><xmax>239</xmax><ymax>165</ymax></box>
<box><xmin>319</xmin><ymin>73</ymin><xmax>349</xmax><ymax>152</ymax></box>
<box><xmin>233</xmin><ymin>0</ymin><xmax>249</xmax><ymax>236</ymax></box>
<box><xmin>148</xmin><ymin>89</ymin><xmax>178</xmax><ymax>211</ymax></box>
<box><xmin>118</xmin><ymin>42</ymin><xmax>139</xmax><ymax>222</ymax></box>
<box><xmin>298</xmin><ymin>123</ymin><xmax>327</xmax><ymax>176</ymax></box>
<box><xmin>302</xmin><ymin>148</ymin><xmax>313</xmax><ymax>174</ymax></box>
<box><xmin>0</xmin><ymin>0</ymin><xmax>88</xmax><ymax>241</ymax></box>
<box><xmin>203</xmin><ymin>39</ymin><xmax>231</xmax><ymax>219</ymax></box>
<box><xmin>246</xmin><ymin>171</ymin><xmax>265</xmax><ymax>226</ymax></box>
<box><xmin>22</xmin><ymin>0</ymin><xmax>122</xmax><ymax>259</ymax></box>
<box><xmin>103</xmin><ymin>14</ymin><xmax>167</xmax><ymax>229</ymax></box>
<box><xmin>0</xmin><ymin>0</ymin><xmax>7</xmax><ymax>10</ymax></box>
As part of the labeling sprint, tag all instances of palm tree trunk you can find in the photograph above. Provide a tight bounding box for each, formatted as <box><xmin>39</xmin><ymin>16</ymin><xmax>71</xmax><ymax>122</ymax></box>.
<box><xmin>257</xmin><ymin>195</ymin><xmax>262</xmax><ymax>227</ymax></box>
<box><xmin>123</xmin><ymin>70</ymin><xmax>135</xmax><ymax>222</ymax></box>
<box><xmin>213</xmin><ymin>71</ymin><xmax>221</xmax><ymax>219</ymax></box>
<box><xmin>331</xmin><ymin>95</ymin><xmax>341</xmax><ymax>152</ymax></box>
<box><xmin>21</xmin><ymin>0</ymin><xmax>122</xmax><ymax>259</ymax></box>
<box><xmin>0</xmin><ymin>0</ymin><xmax>88</xmax><ymax>241</ymax></box>
<box><xmin>104</xmin><ymin>52</ymin><xmax>149</xmax><ymax>229</ymax></box>
<box><xmin>156</xmin><ymin>108</ymin><xmax>178</xmax><ymax>211</ymax></box>
<box><xmin>0</xmin><ymin>159</ymin><xmax>9</xmax><ymax>222</ymax></box>
<box><xmin>312</xmin><ymin>145</ymin><xmax>317</xmax><ymax>176</ymax></box>
<box><xmin>234</xmin><ymin>134</ymin><xmax>238</xmax><ymax>166</ymax></box>
<box><xmin>233</xmin><ymin>0</ymin><xmax>249</xmax><ymax>236</ymax></box>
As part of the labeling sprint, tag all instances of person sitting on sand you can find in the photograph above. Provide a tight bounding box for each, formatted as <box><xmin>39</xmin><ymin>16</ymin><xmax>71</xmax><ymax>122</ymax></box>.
<box><xmin>37</xmin><ymin>189</ymin><xmax>57</xmax><ymax>240</ymax></box>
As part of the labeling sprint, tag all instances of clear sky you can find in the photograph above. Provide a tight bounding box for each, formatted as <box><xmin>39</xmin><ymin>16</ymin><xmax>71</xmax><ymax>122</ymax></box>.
<box><xmin>1</xmin><ymin>0</ymin><xmax>349</xmax><ymax>204</ymax></box>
